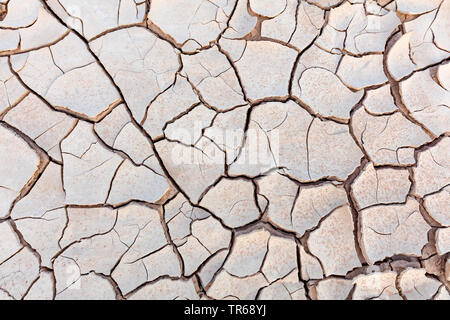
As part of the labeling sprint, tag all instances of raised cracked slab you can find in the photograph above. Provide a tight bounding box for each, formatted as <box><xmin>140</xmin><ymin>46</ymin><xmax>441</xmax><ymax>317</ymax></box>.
<box><xmin>0</xmin><ymin>0</ymin><xmax>449</xmax><ymax>301</ymax></box>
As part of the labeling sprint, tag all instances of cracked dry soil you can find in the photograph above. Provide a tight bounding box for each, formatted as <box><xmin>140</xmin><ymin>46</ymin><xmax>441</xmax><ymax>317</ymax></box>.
<box><xmin>0</xmin><ymin>0</ymin><xmax>449</xmax><ymax>301</ymax></box>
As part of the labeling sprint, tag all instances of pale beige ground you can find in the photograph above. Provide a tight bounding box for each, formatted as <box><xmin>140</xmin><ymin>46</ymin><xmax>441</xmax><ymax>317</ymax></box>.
<box><xmin>0</xmin><ymin>0</ymin><xmax>449</xmax><ymax>300</ymax></box>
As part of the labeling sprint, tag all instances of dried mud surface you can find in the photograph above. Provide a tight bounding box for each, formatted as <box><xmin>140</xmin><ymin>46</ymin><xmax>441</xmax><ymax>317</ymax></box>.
<box><xmin>0</xmin><ymin>0</ymin><xmax>449</xmax><ymax>300</ymax></box>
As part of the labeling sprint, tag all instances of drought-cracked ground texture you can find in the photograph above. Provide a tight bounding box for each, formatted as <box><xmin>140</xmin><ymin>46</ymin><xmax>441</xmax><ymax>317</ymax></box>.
<box><xmin>0</xmin><ymin>0</ymin><xmax>449</xmax><ymax>301</ymax></box>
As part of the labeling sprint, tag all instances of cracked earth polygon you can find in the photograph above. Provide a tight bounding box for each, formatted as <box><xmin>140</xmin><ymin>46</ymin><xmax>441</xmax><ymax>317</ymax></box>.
<box><xmin>0</xmin><ymin>0</ymin><xmax>449</xmax><ymax>300</ymax></box>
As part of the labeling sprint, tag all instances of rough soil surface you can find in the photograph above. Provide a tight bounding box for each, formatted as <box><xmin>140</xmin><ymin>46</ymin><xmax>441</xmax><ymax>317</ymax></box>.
<box><xmin>0</xmin><ymin>0</ymin><xmax>449</xmax><ymax>300</ymax></box>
